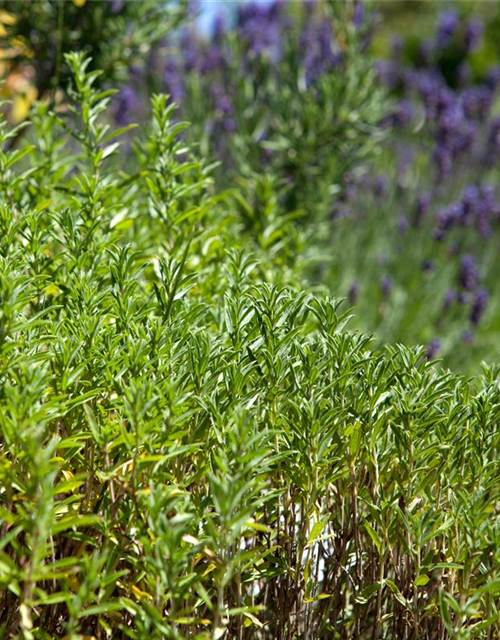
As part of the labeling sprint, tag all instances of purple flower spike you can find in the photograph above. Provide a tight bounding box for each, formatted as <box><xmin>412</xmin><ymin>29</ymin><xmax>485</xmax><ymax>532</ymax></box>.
<box><xmin>380</xmin><ymin>276</ymin><xmax>393</xmax><ymax>298</ymax></box>
<box><xmin>464</xmin><ymin>18</ymin><xmax>484</xmax><ymax>52</ymax></box>
<box><xmin>300</xmin><ymin>17</ymin><xmax>339</xmax><ymax>87</ymax></box>
<box><xmin>486</xmin><ymin>65</ymin><xmax>500</xmax><ymax>91</ymax></box>
<box><xmin>373</xmin><ymin>176</ymin><xmax>387</xmax><ymax>198</ymax></box>
<box><xmin>461</xmin><ymin>86</ymin><xmax>493</xmax><ymax>121</ymax></box>
<box><xmin>213</xmin><ymin>12</ymin><xmax>226</xmax><ymax>42</ymax></box>
<box><xmin>353</xmin><ymin>1</ymin><xmax>364</xmax><ymax>31</ymax></box>
<box><xmin>462</xmin><ymin>329</ymin><xmax>474</xmax><ymax>344</ymax></box>
<box><xmin>434</xmin><ymin>202</ymin><xmax>463</xmax><ymax>240</ymax></box>
<box><xmin>115</xmin><ymin>86</ymin><xmax>139</xmax><ymax>126</ymax></box>
<box><xmin>470</xmin><ymin>288</ymin><xmax>488</xmax><ymax>326</ymax></box>
<box><xmin>484</xmin><ymin>117</ymin><xmax>500</xmax><ymax>167</ymax></box>
<box><xmin>415</xmin><ymin>193</ymin><xmax>431</xmax><ymax>227</ymax></box>
<box><xmin>444</xmin><ymin>289</ymin><xmax>457</xmax><ymax>311</ymax></box>
<box><xmin>237</xmin><ymin>1</ymin><xmax>284</xmax><ymax>60</ymax></box>
<box><xmin>426</xmin><ymin>338</ymin><xmax>441</xmax><ymax>360</ymax></box>
<box><xmin>109</xmin><ymin>0</ymin><xmax>124</xmax><ymax>13</ymax></box>
<box><xmin>397</xmin><ymin>215</ymin><xmax>409</xmax><ymax>236</ymax></box>
<box><xmin>459</xmin><ymin>255</ymin><xmax>479</xmax><ymax>292</ymax></box>
<box><xmin>163</xmin><ymin>56</ymin><xmax>184</xmax><ymax>104</ymax></box>
<box><xmin>436</xmin><ymin>10</ymin><xmax>460</xmax><ymax>49</ymax></box>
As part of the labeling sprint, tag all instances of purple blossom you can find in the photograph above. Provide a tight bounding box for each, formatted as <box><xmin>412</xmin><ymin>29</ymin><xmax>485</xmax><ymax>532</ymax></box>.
<box><xmin>237</xmin><ymin>1</ymin><xmax>284</xmax><ymax>60</ymax></box>
<box><xmin>163</xmin><ymin>56</ymin><xmax>184</xmax><ymax>104</ymax></box>
<box><xmin>462</xmin><ymin>329</ymin><xmax>474</xmax><ymax>344</ymax></box>
<box><xmin>373</xmin><ymin>176</ymin><xmax>387</xmax><ymax>198</ymax></box>
<box><xmin>397</xmin><ymin>215</ymin><xmax>409</xmax><ymax>235</ymax></box>
<box><xmin>444</xmin><ymin>289</ymin><xmax>457</xmax><ymax>311</ymax></box>
<box><xmin>115</xmin><ymin>86</ymin><xmax>139</xmax><ymax>126</ymax></box>
<box><xmin>380</xmin><ymin>276</ymin><xmax>393</xmax><ymax>298</ymax></box>
<box><xmin>434</xmin><ymin>202</ymin><xmax>463</xmax><ymax>240</ymax></box>
<box><xmin>470</xmin><ymin>288</ymin><xmax>488</xmax><ymax>326</ymax></box>
<box><xmin>426</xmin><ymin>338</ymin><xmax>441</xmax><ymax>360</ymax></box>
<box><xmin>464</xmin><ymin>18</ymin><xmax>484</xmax><ymax>52</ymax></box>
<box><xmin>353</xmin><ymin>1</ymin><xmax>364</xmax><ymax>31</ymax></box>
<box><xmin>201</xmin><ymin>46</ymin><xmax>226</xmax><ymax>75</ymax></box>
<box><xmin>375</xmin><ymin>60</ymin><xmax>401</xmax><ymax>90</ymax></box>
<box><xmin>425</xmin><ymin>85</ymin><xmax>480</xmax><ymax>179</ymax></box>
<box><xmin>213</xmin><ymin>12</ymin><xmax>226</xmax><ymax>43</ymax></box>
<box><xmin>459</xmin><ymin>255</ymin><xmax>479</xmax><ymax>291</ymax></box>
<box><xmin>485</xmin><ymin>65</ymin><xmax>500</xmax><ymax>91</ymax></box>
<box><xmin>484</xmin><ymin>117</ymin><xmax>500</xmax><ymax>168</ymax></box>
<box><xmin>210</xmin><ymin>84</ymin><xmax>236</xmax><ymax>132</ymax></box>
<box><xmin>461</xmin><ymin>86</ymin><xmax>492</xmax><ymax>121</ymax></box>
<box><xmin>300</xmin><ymin>18</ymin><xmax>340</xmax><ymax>87</ymax></box>
<box><xmin>181</xmin><ymin>29</ymin><xmax>203</xmax><ymax>72</ymax></box>
<box><xmin>415</xmin><ymin>71</ymin><xmax>447</xmax><ymax>121</ymax></box>
<box><xmin>451</xmin><ymin>184</ymin><xmax>500</xmax><ymax>238</ymax></box>
<box><xmin>461</xmin><ymin>185</ymin><xmax>479</xmax><ymax>226</ymax></box>
<box><xmin>436</xmin><ymin>10</ymin><xmax>460</xmax><ymax>49</ymax></box>
<box><xmin>109</xmin><ymin>0</ymin><xmax>124</xmax><ymax>13</ymax></box>
<box><xmin>414</xmin><ymin>193</ymin><xmax>431</xmax><ymax>227</ymax></box>
<box><xmin>475</xmin><ymin>185</ymin><xmax>499</xmax><ymax>238</ymax></box>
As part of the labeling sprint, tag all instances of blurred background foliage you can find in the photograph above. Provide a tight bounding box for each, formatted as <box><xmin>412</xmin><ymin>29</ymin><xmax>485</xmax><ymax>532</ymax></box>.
<box><xmin>0</xmin><ymin>0</ymin><xmax>186</xmax><ymax>121</ymax></box>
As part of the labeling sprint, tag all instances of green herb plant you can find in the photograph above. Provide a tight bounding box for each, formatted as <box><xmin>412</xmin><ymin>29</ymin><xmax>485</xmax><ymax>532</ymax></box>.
<box><xmin>1</xmin><ymin>54</ymin><xmax>500</xmax><ymax>640</ymax></box>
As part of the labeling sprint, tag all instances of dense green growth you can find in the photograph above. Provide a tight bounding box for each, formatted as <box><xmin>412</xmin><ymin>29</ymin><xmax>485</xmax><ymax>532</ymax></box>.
<box><xmin>1</xmin><ymin>54</ymin><xmax>500</xmax><ymax>640</ymax></box>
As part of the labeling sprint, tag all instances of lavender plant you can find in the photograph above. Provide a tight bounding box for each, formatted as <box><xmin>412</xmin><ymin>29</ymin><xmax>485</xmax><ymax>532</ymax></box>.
<box><xmin>108</xmin><ymin>0</ymin><xmax>500</xmax><ymax>372</ymax></box>
<box><xmin>324</xmin><ymin>6</ymin><xmax>500</xmax><ymax>372</ymax></box>
<box><xmin>1</xmin><ymin>52</ymin><xmax>500</xmax><ymax>640</ymax></box>
<box><xmin>140</xmin><ymin>0</ymin><xmax>387</xmax><ymax>223</ymax></box>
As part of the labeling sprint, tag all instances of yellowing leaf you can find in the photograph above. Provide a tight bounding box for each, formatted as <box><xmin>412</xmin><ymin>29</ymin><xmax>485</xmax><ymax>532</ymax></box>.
<box><xmin>61</xmin><ymin>466</ymin><xmax>74</xmax><ymax>480</ymax></box>
<box><xmin>202</xmin><ymin>562</ymin><xmax>217</xmax><ymax>577</ymax></box>
<box><xmin>131</xmin><ymin>585</ymin><xmax>153</xmax><ymax>601</ymax></box>
<box><xmin>73</xmin><ymin>0</ymin><xmax>86</xmax><ymax>6</ymax></box>
<box><xmin>243</xmin><ymin>612</ymin><xmax>264</xmax><ymax>628</ymax></box>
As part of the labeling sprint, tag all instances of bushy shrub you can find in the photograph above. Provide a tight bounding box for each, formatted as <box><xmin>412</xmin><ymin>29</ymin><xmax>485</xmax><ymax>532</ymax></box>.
<box><xmin>2</xmin><ymin>53</ymin><xmax>500</xmax><ymax>640</ymax></box>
